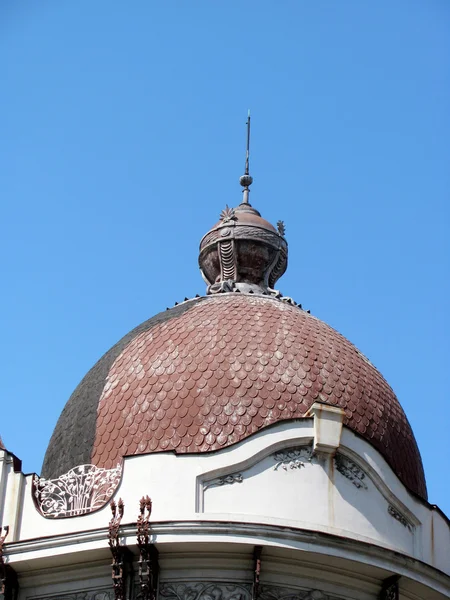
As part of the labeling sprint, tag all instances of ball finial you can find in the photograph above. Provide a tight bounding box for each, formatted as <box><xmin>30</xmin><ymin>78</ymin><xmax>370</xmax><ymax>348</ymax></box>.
<box><xmin>240</xmin><ymin>174</ymin><xmax>253</xmax><ymax>188</ymax></box>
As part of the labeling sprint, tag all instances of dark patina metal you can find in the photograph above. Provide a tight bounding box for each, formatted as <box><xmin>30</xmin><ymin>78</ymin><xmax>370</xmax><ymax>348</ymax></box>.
<box><xmin>380</xmin><ymin>575</ymin><xmax>400</xmax><ymax>600</ymax></box>
<box><xmin>136</xmin><ymin>496</ymin><xmax>159</xmax><ymax>600</ymax></box>
<box><xmin>0</xmin><ymin>527</ymin><xmax>18</xmax><ymax>600</ymax></box>
<box><xmin>252</xmin><ymin>546</ymin><xmax>263</xmax><ymax>600</ymax></box>
<box><xmin>108</xmin><ymin>499</ymin><xmax>132</xmax><ymax>600</ymax></box>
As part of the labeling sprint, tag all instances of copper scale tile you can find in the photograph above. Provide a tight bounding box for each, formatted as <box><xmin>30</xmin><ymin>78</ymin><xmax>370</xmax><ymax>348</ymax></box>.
<box><xmin>88</xmin><ymin>294</ymin><xmax>426</xmax><ymax>499</ymax></box>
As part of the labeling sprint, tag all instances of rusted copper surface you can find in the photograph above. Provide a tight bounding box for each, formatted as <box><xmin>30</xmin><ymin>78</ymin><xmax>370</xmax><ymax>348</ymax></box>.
<box><xmin>209</xmin><ymin>207</ymin><xmax>278</xmax><ymax>234</ymax></box>
<box><xmin>91</xmin><ymin>294</ymin><xmax>426</xmax><ymax>499</ymax></box>
<box><xmin>199</xmin><ymin>204</ymin><xmax>288</xmax><ymax>291</ymax></box>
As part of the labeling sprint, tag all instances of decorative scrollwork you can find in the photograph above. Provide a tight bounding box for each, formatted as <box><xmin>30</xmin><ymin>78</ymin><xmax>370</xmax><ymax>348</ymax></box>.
<box><xmin>388</xmin><ymin>505</ymin><xmax>413</xmax><ymax>531</ymax></box>
<box><xmin>334</xmin><ymin>454</ymin><xmax>367</xmax><ymax>490</ymax></box>
<box><xmin>252</xmin><ymin>546</ymin><xmax>262</xmax><ymax>600</ymax></box>
<box><xmin>137</xmin><ymin>496</ymin><xmax>159</xmax><ymax>600</ymax></box>
<box><xmin>108</xmin><ymin>498</ymin><xmax>129</xmax><ymax>600</ymax></box>
<box><xmin>159</xmin><ymin>582</ymin><xmax>346</xmax><ymax>600</ymax></box>
<box><xmin>259</xmin><ymin>585</ymin><xmax>344</xmax><ymax>600</ymax></box>
<box><xmin>204</xmin><ymin>473</ymin><xmax>243</xmax><ymax>491</ymax></box>
<box><xmin>33</xmin><ymin>463</ymin><xmax>122</xmax><ymax>518</ymax></box>
<box><xmin>160</xmin><ymin>582</ymin><xmax>251</xmax><ymax>600</ymax></box>
<box><xmin>273</xmin><ymin>447</ymin><xmax>313</xmax><ymax>471</ymax></box>
<box><xmin>380</xmin><ymin>576</ymin><xmax>400</xmax><ymax>600</ymax></box>
<box><xmin>276</xmin><ymin>221</ymin><xmax>285</xmax><ymax>236</ymax></box>
<box><xmin>33</xmin><ymin>590</ymin><xmax>114</xmax><ymax>600</ymax></box>
<box><xmin>0</xmin><ymin>526</ymin><xmax>17</xmax><ymax>600</ymax></box>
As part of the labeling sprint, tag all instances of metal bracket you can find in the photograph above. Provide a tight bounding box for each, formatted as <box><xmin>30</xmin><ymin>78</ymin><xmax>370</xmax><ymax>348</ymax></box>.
<box><xmin>380</xmin><ymin>575</ymin><xmax>400</xmax><ymax>600</ymax></box>
<box><xmin>108</xmin><ymin>499</ymin><xmax>133</xmax><ymax>600</ymax></box>
<box><xmin>0</xmin><ymin>527</ymin><xmax>18</xmax><ymax>600</ymax></box>
<box><xmin>252</xmin><ymin>545</ymin><xmax>262</xmax><ymax>600</ymax></box>
<box><xmin>136</xmin><ymin>496</ymin><xmax>159</xmax><ymax>600</ymax></box>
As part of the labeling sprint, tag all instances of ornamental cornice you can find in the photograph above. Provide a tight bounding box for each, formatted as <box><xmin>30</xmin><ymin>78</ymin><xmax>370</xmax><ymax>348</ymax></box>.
<box><xmin>4</xmin><ymin>521</ymin><xmax>450</xmax><ymax>596</ymax></box>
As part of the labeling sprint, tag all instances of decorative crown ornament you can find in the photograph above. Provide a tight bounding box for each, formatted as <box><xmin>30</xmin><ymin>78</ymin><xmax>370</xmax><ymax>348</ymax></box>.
<box><xmin>277</xmin><ymin>220</ymin><xmax>286</xmax><ymax>236</ymax></box>
<box><xmin>219</xmin><ymin>205</ymin><xmax>237</xmax><ymax>223</ymax></box>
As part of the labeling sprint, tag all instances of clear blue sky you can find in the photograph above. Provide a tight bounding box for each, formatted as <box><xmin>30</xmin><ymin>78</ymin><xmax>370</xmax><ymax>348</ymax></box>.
<box><xmin>1</xmin><ymin>1</ymin><xmax>449</xmax><ymax>514</ymax></box>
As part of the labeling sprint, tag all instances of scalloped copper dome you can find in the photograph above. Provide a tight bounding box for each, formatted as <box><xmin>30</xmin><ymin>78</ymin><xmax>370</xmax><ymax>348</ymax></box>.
<box><xmin>42</xmin><ymin>293</ymin><xmax>427</xmax><ymax>499</ymax></box>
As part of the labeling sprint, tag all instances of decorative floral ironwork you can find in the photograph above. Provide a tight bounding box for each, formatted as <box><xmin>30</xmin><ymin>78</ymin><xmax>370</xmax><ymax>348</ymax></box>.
<box><xmin>160</xmin><ymin>582</ymin><xmax>346</xmax><ymax>600</ymax></box>
<box><xmin>252</xmin><ymin>546</ymin><xmax>262</xmax><ymax>600</ymax></box>
<box><xmin>204</xmin><ymin>473</ymin><xmax>243</xmax><ymax>491</ymax></box>
<box><xmin>160</xmin><ymin>582</ymin><xmax>251</xmax><ymax>600</ymax></box>
<box><xmin>34</xmin><ymin>590</ymin><xmax>114</xmax><ymax>600</ymax></box>
<box><xmin>273</xmin><ymin>447</ymin><xmax>312</xmax><ymax>471</ymax></box>
<box><xmin>220</xmin><ymin>205</ymin><xmax>237</xmax><ymax>223</ymax></box>
<box><xmin>259</xmin><ymin>585</ymin><xmax>344</xmax><ymax>600</ymax></box>
<box><xmin>388</xmin><ymin>505</ymin><xmax>413</xmax><ymax>531</ymax></box>
<box><xmin>276</xmin><ymin>221</ymin><xmax>285</xmax><ymax>236</ymax></box>
<box><xmin>380</xmin><ymin>576</ymin><xmax>400</xmax><ymax>600</ymax></box>
<box><xmin>334</xmin><ymin>454</ymin><xmax>368</xmax><ymax>490</ymax></box>
<box><xmin>0</xmin><ymin>526</ymin><xmax>17</xmax><ymax>600</ymax></box>
<box><xmin>136</xmin><ymin>495</ymin><xmax>159</xmax><ymax>600</ymax></box>
<box><xmin>108</xmin><ymin>498</ymin><xmax>130</xmax><ymax>600</ymax></box>
<box><xmin>33</xmin><ymin>463</ymin><xmax>122</xmax><ymax>518</ymax></box>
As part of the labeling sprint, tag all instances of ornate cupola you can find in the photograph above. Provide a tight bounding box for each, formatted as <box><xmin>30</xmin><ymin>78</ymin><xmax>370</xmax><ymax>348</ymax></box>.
<box><xmin>199</xmin><ymin>112</ymin><xmax>288</xmax><ymax>295</ymax></box>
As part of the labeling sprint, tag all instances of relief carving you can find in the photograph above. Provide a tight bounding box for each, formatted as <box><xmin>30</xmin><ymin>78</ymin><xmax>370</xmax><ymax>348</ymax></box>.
<box><xmin>388</xmin><ymin>505</ymin><xmax>413</xmax><ymax>531</ymax></box>
<box><xmin>334</xmin><ymin>454</ymin><xmax>367</xmax><ymax>490</ymax></box>
<box><xmin>273</xmin><ymin>447</ymin><xmax>313</xmax><ymax>471</ymax></box>
<box><xmin>204</xmin><ymin>473</ymin><xmax>243</xmax><ymax>491</ymax></box>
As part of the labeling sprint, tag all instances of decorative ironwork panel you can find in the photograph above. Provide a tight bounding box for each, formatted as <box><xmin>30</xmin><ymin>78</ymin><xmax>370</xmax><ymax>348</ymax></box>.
<box><xmin>160</xmin><ymin>583</ymin><xmax>347</xmax><ymax>600</ymax></box>
<box><xmin>380</xmin><ymin>576</ymin><xmax>400</xmax><ymax>600</ymax></box>
<box><xmin>31</xmin><ymin>590</ymin><xmax>114</xmax><ymax>600</ymax></box>
<box><xmin>33</xmin><ymin>463</ymin><xmax>122</xmax><ymax>518</ymax></box>
<box><xmin>160</xmin><ymin>582</ymin><xmax>252</xmax><ymax>600</ymax></box>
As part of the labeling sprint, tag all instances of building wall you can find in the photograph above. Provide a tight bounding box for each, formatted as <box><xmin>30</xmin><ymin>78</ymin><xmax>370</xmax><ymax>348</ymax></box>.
<box><xmin>1</xmin><ymin>411</ymin><xmax>449</xmax><ymax>598</ymax></box>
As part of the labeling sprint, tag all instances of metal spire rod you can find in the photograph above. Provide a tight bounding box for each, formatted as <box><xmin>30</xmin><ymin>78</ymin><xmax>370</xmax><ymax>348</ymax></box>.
<box><xmin>240</xmin><ymin>109</ymin><xmax>253</xmax><ymax>205</ymax></box>
<box><xmin>245</xmin><ymin>109</ymin><xmax>251</xmax><ymax>175</ymax></box>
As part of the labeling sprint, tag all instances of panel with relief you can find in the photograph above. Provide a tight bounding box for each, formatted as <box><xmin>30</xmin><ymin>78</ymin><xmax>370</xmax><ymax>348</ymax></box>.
<box><xmin>197</xmin><ymin>442</ymin><xmax>420</xmax><ymax>556</ymax></box>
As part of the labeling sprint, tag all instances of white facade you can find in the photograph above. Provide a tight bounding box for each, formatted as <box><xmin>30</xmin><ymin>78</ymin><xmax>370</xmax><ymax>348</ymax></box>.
<box><xmin>0</xmin><ymin>404</ymin><xmax>449</xmax><ymax>599</ymax></box>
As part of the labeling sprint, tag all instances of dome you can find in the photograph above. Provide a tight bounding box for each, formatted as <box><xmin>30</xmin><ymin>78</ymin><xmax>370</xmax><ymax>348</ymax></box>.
<box><xmin>42</xmin><ymin>292</ymin><xmax>427</xmax><ymax>499</ymax></box>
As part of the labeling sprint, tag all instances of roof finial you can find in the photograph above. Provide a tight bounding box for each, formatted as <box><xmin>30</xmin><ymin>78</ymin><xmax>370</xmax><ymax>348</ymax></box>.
<box><xmin>239</xmin><ymin>110</ymin><xmax>253</xmax><ymax>205</ymax></box>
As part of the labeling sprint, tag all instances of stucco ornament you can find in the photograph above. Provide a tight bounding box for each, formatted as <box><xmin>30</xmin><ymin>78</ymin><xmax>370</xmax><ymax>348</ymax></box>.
<box><xmin>388</xmin><ymin>505</ymin><xmax>413</xmax><ymax>531</ymax></box>
<box><xmin>334</xmin><ymin>454</ymin><xmax>368</xmax><ymax>490</ymax></box>
<box><xmin>273</xmin><ymin>447</ymin><xmax>313</xmax><ymax>471</ymax></box>
<box><xmin>204</xmin><ymin>473</ymin><xmax>244</xmax><ymax>491</ymax></box>
<box><xmin>33</xmin><ymin>463</ymin><xmax>122</xmax><ymax>518</ymax></box>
